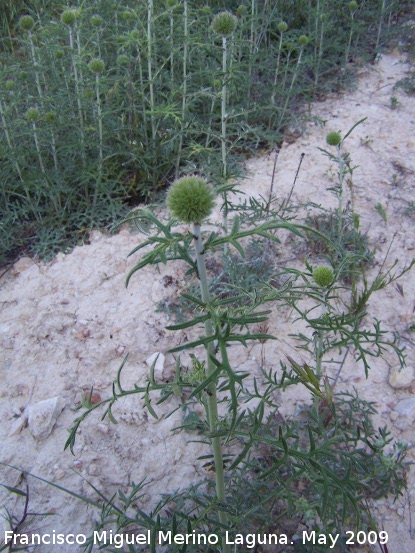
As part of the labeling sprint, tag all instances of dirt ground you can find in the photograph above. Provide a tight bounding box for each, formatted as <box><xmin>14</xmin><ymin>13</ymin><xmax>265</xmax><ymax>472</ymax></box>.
<box><xmin>1</xmin><ymin>52</ymin><xmax>415</xmax><ymax>552</ymax></box>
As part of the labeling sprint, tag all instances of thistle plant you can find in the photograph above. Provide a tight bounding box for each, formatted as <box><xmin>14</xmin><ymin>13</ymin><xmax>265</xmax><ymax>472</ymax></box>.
<box><xmin>166</xmin><ymin>176</ymin><xmax>229</xmax><ymax>539</ymax></box>
<box><xmin>64</xmin><ymin>169</ymin><xmax>413</xmax><ymax>548</ymax></box>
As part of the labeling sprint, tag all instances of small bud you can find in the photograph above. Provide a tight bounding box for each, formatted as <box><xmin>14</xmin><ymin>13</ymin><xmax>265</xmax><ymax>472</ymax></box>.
<box><xmin>298</xmin><ymin>35</ymin><xmax>309</xmax><ymax>46</ymax></box>
<box><xmin>349</xmin><ymin>1</ymin><xmax>358</xmax><ymax>10</ymax></box>
<box><xmin>130</xmin><ymin>29</ymin><xmax>140</xmax><ymax>42</ymax></box>
<box><xmin>326</xmin><ymin>131</ymin><xmax>342</xmax><ymax>146</ymax></box>
<box><xmin>5</xmin><ymin>80</ymin><xmax>14</xmax><ymax>91</ymax></box>
<box><xmin>313</xmin><ymin>265</ymin><xmax>334</xmax><ymax>287</ymax></box>
<box><xmin>167</xmin><ymin>176</ymin><xmax>216</xmax><ymax>225</ymax></box>
<box><xmin>45</xmin><ymin>112</ymin><xmax>57</xmax><ymax>124</ymax></box>
<box><xmin>55</xmin><ymin>49</ymin><xmax>64</xmax><ymax>59</ymax></box>
<box><xmin>61</xmin><ymin>9</ymin><xmax>79</xmax><ymax>26</ymax></box>
<box><xmin>211</xmin><ymin>11</ymin><xmax>238</xmax><ymax>37</ymax></box>
<box><xmin>91</xmin><ymin>14</ymin><xmax>104</xmax><ymax>27</ymax></box>
<box><xmin>213</xmin><ymin>79</ymin><xmax>222</xmax><ymax>90</ymax></box>
<box><xmin>20</xmin><ymin>15</ymin><xmax>35</xmax><ymax>32</ymax></box>
<box><xmin>26</xmin><ymin>108</ymin><xmax>39</xmax><ymax>122</ymax></box>
<box><xmin>88</xmin><ymin>58</ymin><xmax>105</xmax><ymax>74</ymax></box>
<box><xmin>237</xmin><ymin>5</ymin><xmax>247</xmax><ymax>16</ymax></box>
<box><xmin>117</xmin><ymin>54</ymin><xmax>130</xmax><ymax>67</ymax></box>
<box><xmin>277</xmin><ymin>21</ymin><xmax>288</xmax><ymax>33</ymax></box>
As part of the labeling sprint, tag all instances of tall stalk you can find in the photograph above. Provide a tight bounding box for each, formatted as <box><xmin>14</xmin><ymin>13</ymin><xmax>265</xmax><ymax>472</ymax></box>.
<box><xmin>278</xmin><ymin>35</ymin><xmax>308</xmax><ymax>128</ymax></box>
<box><xmin>26</xmin><ymin>108</ymin><xmax>45</xmax><ymax>174</ymax></box>
<box><xmin>269</xmin><ymin>19</ymin><xmax>288</xmax><ymax>129</ymax></box>
<box><xmin>89</xmin><ymin>59</ymin><xmax>105</xmax><ymax>208</ymax></box>
<box><xmin>211</xmin><ymin>11</ymin><xmax>237</xmax><ymax>240</ymax></box>
<box><xmin>147</xmin><ymin>0</ymin><xmax>156</xmax><ymax>147</ymax></box>
<box><xmin>345</xmin><ymin>1</ymin><xmax>358</xmax><ymax>66</ymax></box>
<box><xmin>61</xmin><ymin>9</ymin><xmax>86</xmax><ymax>172</ymax></box>
<box><xmin>175</xmin><ymin>0</ymin><xmax>188</xmax><ymax>178</ymax></box>
<box><xmin>314</xmin><ymin>14</ymin><xmax>326</xmax><ymax>90</ymax></box>
<box><xmin>375</xmin><ymin>0</ymin><xmax>387</xmax><ymax>51</ymax></box>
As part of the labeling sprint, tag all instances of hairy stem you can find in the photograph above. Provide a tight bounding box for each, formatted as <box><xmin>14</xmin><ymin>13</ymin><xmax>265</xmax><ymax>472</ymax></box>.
<box><xmin>193</xmin><ymin>223</ymin><xmax>229</xmax><ymax>551</ymax></box>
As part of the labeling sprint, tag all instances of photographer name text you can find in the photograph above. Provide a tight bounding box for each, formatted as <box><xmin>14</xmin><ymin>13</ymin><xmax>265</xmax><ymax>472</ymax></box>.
<box><xmin>4</xmin><ymin>529</ymin><xmax>388</xmax><ymax>549</ymax></box>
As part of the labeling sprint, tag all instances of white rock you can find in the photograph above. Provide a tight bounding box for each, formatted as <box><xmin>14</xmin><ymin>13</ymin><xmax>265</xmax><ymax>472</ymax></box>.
<box><xmin>393</xmin><ymin>397</ymin><xmax>415</xmax><ymax>420</ymax></box>
<box><xmin>388</xmin><ymin>365</ymin><xmax>414</xmax><ymax>389</ymax></box>
<box><xmin>146</xmin><ymin>352</ymin><xmax>165</xmax><ymax>380</ymax></box>
<box><xmin>28</xmin><ymin>396</ymin><xmax>64</xmax><ymax>439</ymax></box>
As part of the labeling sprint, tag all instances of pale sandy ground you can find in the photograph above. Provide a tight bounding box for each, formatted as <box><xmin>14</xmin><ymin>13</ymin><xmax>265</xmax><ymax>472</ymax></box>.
<box><xmin>1</xmin><ymin>52</ymin><xmax>415</xmax><ymax>552</ymax></box>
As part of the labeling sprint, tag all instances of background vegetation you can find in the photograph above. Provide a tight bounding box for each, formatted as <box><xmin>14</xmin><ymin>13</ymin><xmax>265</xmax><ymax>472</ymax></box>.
<box><xmin>0</xmin><ymin>0</ymin><xmax>414</xmax><ymax>263</ymax></box>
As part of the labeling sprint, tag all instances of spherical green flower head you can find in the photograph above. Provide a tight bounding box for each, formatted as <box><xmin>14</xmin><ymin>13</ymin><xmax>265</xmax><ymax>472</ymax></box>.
<box><xmin>298</xmin><ymin>35</ymin><xmax>309</xmax><ymax>46</ymax></box>
<box><xmin>167</xmin><ymin>176</ymin><xmax>216</xmax><ymax>225</ymax></box>
<box><xmin>89</xmin><ymin>58</ymin><xmax>105</xmax><ymax>74</ymax></box>
<box><xmin>211</xmin><ymin>11</ymin><xmax>238</xmax><ymax>36</ymax></box>
<box><xmin>91</xmin><ymin>14</ymin><xmax>104</xmax><ymax>27</ymax></box>
<box><xmin>117</xmin><ymin>54</ymin><xmax>130</xmax><ymax>67</ymax></box>
<box><xmin>20</xmin><ymin>15</ymin><xmax>35</xmax><ymax>31</ymax></box>
<box><xmin>5</xmin><ymin>80</ymin><xmax>14</xmax><ymax>91</ymax></box>
<box><xmin>26</xmin><ymin>108</ymin><xmax>39</xmax><ymax>122</ymax></box>
<box><xmin>349</xmin><ymin>1</ymin><xmax>358</xmax><ymax>10</ymax></box>
<box><xmin>61</xmin><ymin>9</ymin><xmax>78</xmax><ymax>26</ymax></box>
<box><xmin>313</xmin><ymin>265</ymin><xmax>334</xmax><ymax>287</ymax></box>
<box><xmin>326</xmin><ymin>131</ymin><xmax>341</xmax><ymax>146</ymax></box>
<box><xmin>277</xmin><ymin>21</ymin><xmax>288</xmax><ymax>33</ymax></box>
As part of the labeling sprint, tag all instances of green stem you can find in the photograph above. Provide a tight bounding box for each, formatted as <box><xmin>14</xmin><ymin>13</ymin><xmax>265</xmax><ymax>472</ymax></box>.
<box><xmin>175</xmin><ymin>0</ymin><xmax>188</xmax><ymax>178</ymax></box>
<box><xmin>147</xmin><ymin>0</ymin><xmax>156</xmax><ymax>145</ymax></box>
<box><xmin>93</xmin><ymin>72</ymin><xmax>103</xmax><ymax>208</ymax></box>
<box><xmin>279</xmin><ymin>45</ymin><xmax>304</xmax><ymax>128</ymax></box>
<box><xmin>336</xmin><ymin>144</ymin><xmax>345</xmax><ymax>240</ymax></box>
<box><xmin>68</xmin><ymin>25</ymin><xmax>86</xmax><ymax>172</ymax></box>
<box><xmin>32</xmin><ymin>120</ymin><xmax>45</xmax><ymax>174</ymax></box>
<box><xmin>193</xmin><ymin>223</ymin><xmax>229</xmax><ymax>552</ymax></box>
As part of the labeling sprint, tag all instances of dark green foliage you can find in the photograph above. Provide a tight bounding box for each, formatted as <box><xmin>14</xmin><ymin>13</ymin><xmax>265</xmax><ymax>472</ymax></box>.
<box><xmin>305</xmin><ymin>210</ymin><xmax>374</xmax><ymax>280</ymax></box>
<box><xmin>0</xmin><ymin>0</ymin><xmax>414</xmax><ymax>262</ymax></box>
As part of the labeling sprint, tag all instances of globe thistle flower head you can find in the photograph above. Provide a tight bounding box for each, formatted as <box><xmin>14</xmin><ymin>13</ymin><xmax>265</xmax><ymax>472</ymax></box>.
<box><xmin>349</xmin><ymin>1</ymin><xmax>358</xmax><ymax>10</ymax></box>
<box><xmin>313</xmin><ymin>265</ymin><xmax>334</xmax><ymax>287</ymax></box>
<box><xmin>88</xmin><ymin>58</ymin><xmax>105</xmax><ymax>74</ymax></box>
<box><xmin>5</xmin><ymin>80</ymin><xmax>14</xmax><ymax>91</ymax></box>
<box><xmin>277</xmin><ymin>21</ymin><xmax>288</xmax><ymax>33</ymax></box>
<box><xmin>211</xmin><ymin>11</ymin><xmax>238</xmax><ymax>37</ymax></box>
<box><xmin>326</xmin><ymin>131</ymin><xmax>342</xmax><ymax>147</ymax></box>
<box><xmin>117</xmin><ymin>54</ymin><xmax>130</xmax><ymax>67</ymax></box>
<box><xmin>298</xmin><ymin>35</ymin><xmax>309</xmax><ymax>46</ymax></box>
<box><xmin>91</xmin><ymin>14</ymin><xmax>104</xmax><ymax>27</ymax></box>
<box><xmin>20</xmin><ymin>15</ymin><xmax>35</xmax><ymax>32</ymax></box>
<box><xmin>61</xmin><ymin>9</ymin><xmax>79</xmax><ymax>26</ymax></box>
<box><xmin>45</xmin><ymin>112</ymin><xmax>57</xmax><ymax>124</ymax></box>
<box><xmin>167</xmin><ymin>176</ymin><xmax>216</xmax><ymax>225</ymax></box>
<box><xmin>26</xmin><ymin>108</ymin><xmax>39</xmax><ymax>122</ymax></box>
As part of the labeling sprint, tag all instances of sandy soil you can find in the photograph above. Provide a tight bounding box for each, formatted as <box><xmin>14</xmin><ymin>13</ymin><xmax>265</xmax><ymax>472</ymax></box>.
<box><xmin>1</xmin><ymin>52</ymin><xmax>415</xmax><ymax>552</ymax></box>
